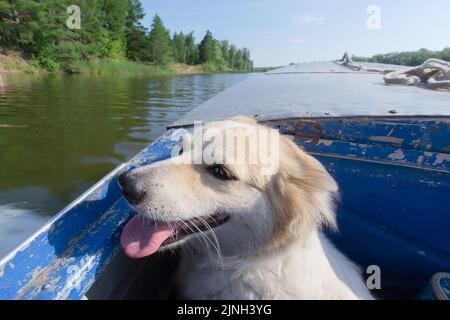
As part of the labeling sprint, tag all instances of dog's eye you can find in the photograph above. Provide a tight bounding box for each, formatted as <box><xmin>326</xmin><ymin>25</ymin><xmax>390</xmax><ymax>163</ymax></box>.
<box><xmin>207</xmin><ymin>165</ymin><xmax>236</xmax><ymax>181</ymax></box>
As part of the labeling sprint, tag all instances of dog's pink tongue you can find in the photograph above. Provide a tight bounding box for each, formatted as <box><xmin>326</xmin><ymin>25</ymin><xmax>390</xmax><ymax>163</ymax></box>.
<box><xmin>120</xmin><ymin>215</ymin><xmax>174</xmax><ymax>259</ymax></box>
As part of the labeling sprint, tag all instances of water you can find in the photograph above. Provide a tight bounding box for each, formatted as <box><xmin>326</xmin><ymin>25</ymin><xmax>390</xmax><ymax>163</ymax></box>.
<box><xmin>0</xmin><ymin>72</ymin><xmax>249</xmax><ymax>258</ymax></box>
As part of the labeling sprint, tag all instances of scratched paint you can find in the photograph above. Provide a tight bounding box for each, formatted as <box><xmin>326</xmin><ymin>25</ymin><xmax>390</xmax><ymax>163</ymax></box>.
<box><xmin>269</xmin><ymin>117</ymin><xmax>450</xmax><ymax>154</ymax></box>
<box><xmin>388</xmin><ymin>149</ymin><xmax>405</xmax><ymax>161</ymax></box>
<box><xmin>317</xmin><ymin>139</ymin><xmax>334</xmax><ymax>146</ymax></box>
<box><xmin>433</xmin><ymin>154</ymin><xmax>450</xmax><ymax>165</ymax></box>
<box><xmin>369</xmin><ymin>136</ymin><xmax>404</xmax><ymax>145</ymax></box>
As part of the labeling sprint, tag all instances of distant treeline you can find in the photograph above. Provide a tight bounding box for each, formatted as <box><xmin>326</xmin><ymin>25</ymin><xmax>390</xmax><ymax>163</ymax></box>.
<box><xmin>0</xmin><ymin>0</ymin><xmax>253</xmax><ymax>73</ymax></box>
<box><xmin>353</xmin><ymin>48</ymin><xmax>450</xmax><ymax>66</ymax></box>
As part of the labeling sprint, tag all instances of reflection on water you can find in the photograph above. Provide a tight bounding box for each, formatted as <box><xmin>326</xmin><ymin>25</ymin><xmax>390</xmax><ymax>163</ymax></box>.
<box><xmin>0</xmin><ymin>202</ymin><xmax>49</xmax><ymax>256</ymax></box>
<box><xmin>0</xmin><ymin>72</ymin><xmax>249</xmax><ymax>257</ymax></box>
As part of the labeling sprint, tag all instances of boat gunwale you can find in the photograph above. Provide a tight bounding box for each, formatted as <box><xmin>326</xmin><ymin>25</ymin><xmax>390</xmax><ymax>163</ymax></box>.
<box><xmin>0</xmin><ymin>163</ymin><xmax>127</xmax><ymax>270</ymax></box>
<box><xmin>168</xmin><ymin>115</ymin><xmax>450</xmax><ymax>129</ymax></box>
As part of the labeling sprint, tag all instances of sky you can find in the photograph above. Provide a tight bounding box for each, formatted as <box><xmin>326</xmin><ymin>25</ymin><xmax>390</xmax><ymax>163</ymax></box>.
<box><xmin>141</xmin><ymin>0</ymin><xmax>450</xmax><ymax>67</ymax></box>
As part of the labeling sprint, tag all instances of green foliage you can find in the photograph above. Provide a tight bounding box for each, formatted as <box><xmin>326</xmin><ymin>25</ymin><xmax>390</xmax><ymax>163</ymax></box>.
<box><xmin>99</xmin><ymin>30</ymin><xmax>126</xmax><ymax>60</ymax></box>
<box><xmin>124</xmin><ymin>0</ymin><xmax>148</xmax><ymax>61</ymax></box>
<box><xmin>228</xmin><ymin>45</ymin><xmax>237</xmax><ymax>68</ymax></box>
<box><xmin>353</xmin><ymin>48</ymin><xmax>450</xmax><ymax>66</ymax></box>
<box><xmin>202</xmin><ymin>61</ymin><xmax>231</xmax><ymax>73</ymax></box>
<box><xmin>64</xmin><ymin>58</ymin><xmax>87</xmax><ymax>74</ymax></box>
<box><xmin>101</xmin><ymin>0</ymin><xmax>129</xmax><ymax>39</ymax></box>
<box><xmin>184</xmin><ymin>32</ymin><xmax>198</xmax><ymax>65</ymax></box>
<box><xmin>85</xmin><ymin>59</ymin><xmax>175</xmax><ymax>76</ymax></box>
<box><xmin>54</xmin><ymin>41</ymin><xmax>84</xmax><ymax>72</ymax></box>
<box><xmin>147</xmin><ymin>14</ymin><xmax>172</xmax><ymax>65</ymax></box>
<box><xmin>172</xmin><ymin>32</ymin><xmax>187</xmax><ymax>64</ymax></box>
<box><xmin>196</xmin><ymin>31</ymin><xmax>252</xmax><ymax>72</ymax></box>
<box><xmin>36</xmin><ymin>45</ymin><xmax>61</xmax><ymax>72</ymax></box>
<box><xmin>0</xmin><ymin>1</ymin><xmax>253</xmax><ymax>73</ymax></box>
<box><xmin>220</xmin><ymin>40</ymin><xmax>230</xmax><ymax>65</ymax></box>
<box><xmin>198</xmin><ymin>30</ymin><xmax>216</xmax><ymax>63</ymax></box>
<box><xmin>3</xmin><ymin>54</ymin><xmax>41</xmax><ymax>73</ymax></box>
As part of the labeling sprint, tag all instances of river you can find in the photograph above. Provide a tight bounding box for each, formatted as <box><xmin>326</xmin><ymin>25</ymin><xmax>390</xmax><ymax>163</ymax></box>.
<box><xmin>0</xmin><ymin>72</ymin><xmax>250</xmax><ymax>258</ymax></box>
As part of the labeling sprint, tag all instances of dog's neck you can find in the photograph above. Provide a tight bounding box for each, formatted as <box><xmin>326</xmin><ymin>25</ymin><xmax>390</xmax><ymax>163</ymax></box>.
<box><xmin>180</xmin><ymin>230</ymin><xmax>343</xmax><ymax>299</ymax></box>
<box><xmin>194</xmin><ymin>227</ymin><xmax>322</xmax><ymax>267</ymax></box>
<box><xmin>180</xmin><ymin>230</ymin><xmax>373</xmax><ymax>299</ymax></box>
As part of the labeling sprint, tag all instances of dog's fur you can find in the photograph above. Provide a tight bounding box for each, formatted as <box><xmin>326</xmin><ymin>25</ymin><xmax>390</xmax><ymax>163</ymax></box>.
<box><xmin>126</xmin><ymin>116</ymin><xmax>373</xmax><ymax>300</ymax></box>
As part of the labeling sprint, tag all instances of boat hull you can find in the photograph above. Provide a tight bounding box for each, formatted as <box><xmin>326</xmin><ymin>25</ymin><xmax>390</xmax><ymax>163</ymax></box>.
<box><xmin>1</xmin><ymin>116</ymin><xmax>448</xmax><ymax>299</ymax></box>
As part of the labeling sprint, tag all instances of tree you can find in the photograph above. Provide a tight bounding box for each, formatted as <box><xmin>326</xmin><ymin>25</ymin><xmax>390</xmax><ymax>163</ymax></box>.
<box><xmin>102</xmin><ymin>0</ymin><xmax>128</xmax><ymax>40</ymax></box>
<box><xmin>353</xmin><ymin>48</ymin><xmax>450</xmax><ymax>66</ymax></box>
<box><xmin>212</xmin><ymin>40</ymin><xmax>225</xmax><ymax>64</ymax></box>
<box><xmin>125</xmin><ymin>0</ymin><xmax>148</xmax><ymax>61</ymax></box>
<box><xmin>125</xmin><ymin>26</ymin><xmax>148</xmax><ymax>61</ymax></box>
<box><xmin>147</xmin><ymin>14</ymin><xmax>172</xmax><ymax>65</ymax></box>
<box><xmin>228</xmin><ymin>44</ymin><xmax>237</xmax><ymax>68</ymax></box>
<box><xmin>0</xmin><ymin>2</ymin><xmax>255</xmax><ymax>72</ymax></box>
<box><xmin>220</xmin><ymin>40</ymin><xmax>230</xmax><ymax>67</ymax></box>
<box><xmin>242</xmin><ymin>47</ymin><xmax>252</xmax><ymax>71</ymax></box>
<box><xmin>441</xmin><ymin>47</ymin><xmax>450</xmax><ymax>61</ymax></box>
<box><xmin>234</xmin><ymin>49</ymin><xmax>243</xmax><ymax>69</ymax></box>
<box><xmin>0</xmin><ymin>0</ymin><xmax>65</xmax><ymax>55</ymax></box>
<box><xmin>184</xmin><ymin>31</ymin><xmax>198</xmax><ymax>65</ymax></box>
<box><xmin>198</xmin><ymin>30</ymin><xmax>216</xmax><ymax>63</ymax></box>
<box><xmin>172</xmin><ymin>31</ymin><xmax>186</xmax><ymax>63</ymax></box>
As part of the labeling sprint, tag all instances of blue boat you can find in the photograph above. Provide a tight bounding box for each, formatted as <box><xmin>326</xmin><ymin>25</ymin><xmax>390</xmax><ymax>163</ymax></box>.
<box><xmin>0</xmin><ymin>60</ymin><xmax>449</xmax><ymax>300</ymax></box>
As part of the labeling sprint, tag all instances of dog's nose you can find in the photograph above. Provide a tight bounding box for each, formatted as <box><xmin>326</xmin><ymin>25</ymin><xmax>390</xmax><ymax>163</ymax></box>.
<box><xmin>118</xmin><ymin>171</ymin><xmax>146</xmax><ymax>205</ymax></box>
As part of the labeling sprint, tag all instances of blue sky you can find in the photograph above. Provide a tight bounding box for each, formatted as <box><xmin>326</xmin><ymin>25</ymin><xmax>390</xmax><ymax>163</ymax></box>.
<box><xmin>141</xmin><ymin>0</ymin><xmax>450</xmax><ymax>67</ymax></box>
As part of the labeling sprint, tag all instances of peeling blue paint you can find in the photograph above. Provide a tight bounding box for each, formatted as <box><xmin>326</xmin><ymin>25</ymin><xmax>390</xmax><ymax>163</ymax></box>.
<box><xmin>270</xmin><ymin>117</ymin><xmax>450</xmax><ymax>154</ymax></box>
<box><xmin>0</xmin><ymin>132</ymin><xmax>179</xmax><ymax>300</ymax></box>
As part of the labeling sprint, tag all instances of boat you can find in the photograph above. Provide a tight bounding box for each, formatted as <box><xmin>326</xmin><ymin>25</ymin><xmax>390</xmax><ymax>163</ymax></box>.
<box><xmin>0</xmin><ymin>60</ymin><xmax>449</xmax><ymax>300</ymax></box>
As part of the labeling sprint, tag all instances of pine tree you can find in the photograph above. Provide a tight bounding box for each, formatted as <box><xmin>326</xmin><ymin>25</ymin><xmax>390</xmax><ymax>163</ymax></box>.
<box><xmin>212</xmin><ymin>40</ymin><xmax>225</xmax><ymax>65</ymax></box>
<box><xmin>184</xmin><ymin>31</ymin><xmax>198</xmax><ymax>65</ymax></box>
<box><xmin>234</xmin><ymin>49</ymin><xmax>243</xmax><ymax>69</ymax></box>
<box><xmin>220</xmin><ymin>40</ymin><xmax>230</xmax><ymax>67</ymax></box>
<box><xmin>172</xmin><ymin>31</ymin><xmax>186</xmax><ymax>63</ymax></box>
<box><xmin>228</xmin><ymin>44</ymin><xmax>237</xmax><ymax>69</ymax></box>
<box><xmin>0</xmin><ymin>0</ymin><xmax>62</xmax><ymax>54</ymax></box>
<box><xmin>125</xmin><ymin>0</ymin><xmax>149</xmax><ymax>61</ymax></box>
<box><xmin>147</xmin><ymin>14</ymin><xmax>172</xmax><ymax>65</ymax></box>
<box><xmin>198</xmin><ymin>30</ymin><xmax>216</xmax><ymax>63</ymax></box>
<box><xmin>102</xmin><ymin>0</ymin><xmax>128</xmax><ymax>39</ymax></box>
<box><xmin>242</xmin><ymin>47</ymin><xmax>252</xmax><ymax>70</ymax></box>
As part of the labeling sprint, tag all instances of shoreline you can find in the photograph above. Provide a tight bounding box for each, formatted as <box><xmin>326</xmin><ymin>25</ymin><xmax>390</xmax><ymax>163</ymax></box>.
<box><xmin>0</xmin><ymin>59</ymin><xmax>200</xmax><ymax>77</ymax></box>
<box><xmin>0</xmin><ymin>53</ymin><xmax>259</xmax><ymax>77</ymax></box>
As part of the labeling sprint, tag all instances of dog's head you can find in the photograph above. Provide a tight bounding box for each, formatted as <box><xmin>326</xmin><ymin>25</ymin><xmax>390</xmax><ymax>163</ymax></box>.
<box><xmin>119</xmin><ymin>116</ymin><xmax>338</xmax><ymax>259</ymax></box>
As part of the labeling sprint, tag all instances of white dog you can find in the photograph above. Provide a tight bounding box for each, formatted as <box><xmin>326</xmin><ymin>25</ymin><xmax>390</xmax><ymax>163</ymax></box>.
<box><xmin>118</xmin><ymin>116</ymin><xmax>373</xmax><ymax>300</ymax></box>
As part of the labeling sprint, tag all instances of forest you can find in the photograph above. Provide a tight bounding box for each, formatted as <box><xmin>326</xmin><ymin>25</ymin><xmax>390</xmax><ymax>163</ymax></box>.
<box><xmin>0</xmin><ymin>0</ymin><xmax>254</xmax><ymax>73</ymax></box>
<box><xmin>353</xmin><ymin>48</ymin><xmax>450</xmax><ymax>66</ymax></box>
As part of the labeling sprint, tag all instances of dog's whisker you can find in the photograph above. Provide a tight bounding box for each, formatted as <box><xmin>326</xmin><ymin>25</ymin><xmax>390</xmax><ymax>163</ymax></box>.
<box><xmin>179</xmin><ymin>218</ymin><xmax>213</xmax><ymax>255</ymax></box>
<box><xmin>197</xmin><ymin>216</ymin><xmax>223</xmax><ymax>264</ymax></box>
<box><xmin>189</xmin><ymin>218</ymin><xmax>223</xmax><ymax>264</ymax></box>
<box><xmin>167</xmin><ymin>221</ymin><xmax>176</xmax><ymax>242</ymax></box>
<box><xmin>180</xmin><ymin>220</ymin><xmax>218</xmax><ymax>260</ymax></box>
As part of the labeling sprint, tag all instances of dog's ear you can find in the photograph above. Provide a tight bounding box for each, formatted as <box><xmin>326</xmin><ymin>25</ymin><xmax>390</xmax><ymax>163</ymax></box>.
<box><xmin>231</xmin><ymin>115</ymin><xmax>258</xmax><ymax>126</ymax></box>
<box><xmin>265</xmin><ymin>136</ymin><xmax>338</xmax><ymax>250</ymax></box>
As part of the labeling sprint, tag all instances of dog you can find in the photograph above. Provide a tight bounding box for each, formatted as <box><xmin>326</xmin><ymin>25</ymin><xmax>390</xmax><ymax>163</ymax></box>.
<box><xmin>118</xmin><ymin>116</ymin><xmax>373</xmax><ymax>300</ymax></box>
